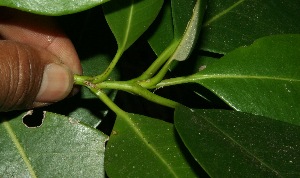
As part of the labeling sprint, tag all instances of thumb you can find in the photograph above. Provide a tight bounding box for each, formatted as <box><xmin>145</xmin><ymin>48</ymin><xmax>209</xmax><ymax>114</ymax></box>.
<box><xmin>0</xmin><ymin>41</ymin><xmax>74</xmax><ymax>111</ymax></box>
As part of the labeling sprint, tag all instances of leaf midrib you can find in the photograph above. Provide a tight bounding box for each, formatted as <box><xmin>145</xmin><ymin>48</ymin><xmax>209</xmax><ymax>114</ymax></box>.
<box><xmin>120</xmin><ymin>0</ymin><xmax>134</xmax><ymax>51</ymax></box>
<box><xmin>124</xmin><ymin>115</ymin><xmax>179</xmax><ymax>177</ymax></box>
<box><xmin>3</xmin><ymin>121</ymin><xmax>37</xmax><ymax>178</ymax></box>
<box><xmin>203</xmin><ymin>0</ymin><xmax>245</xmax><ymax>26</ymax></box>
<box><xmin>198</xmin><ymin>74</ymin><xmax>300</xmax><ymax>82</ymax></box>
<box><xmin>158</xmin><ymin>74</ymin><xmax>300</xmax><ymax>88</ymax></box>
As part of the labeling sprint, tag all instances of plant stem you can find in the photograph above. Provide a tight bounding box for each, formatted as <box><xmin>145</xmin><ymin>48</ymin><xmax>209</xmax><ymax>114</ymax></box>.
<box><xmin>96</xmin><ymin>81</ymin><xmax>179</xmax><ymax>108</ymax></box>
<box><xmin>74</xmin><ymin>75</ymin><xmax>179</xmax><ymax>109</ymax></box>
<box><xmin>88</xmin><ymin>86</ymin><xmax>129</xmax><ymax>119</ymax></box>
<box><xmin>138</xmin><ymin>56</ymin><xmax>174</xmax><ymax>88</ymax></box>
<box><xmin>135</xmin><ymin>40</ymin><xmax>179</xmax><ymax>81</ymax></box>
<box><xmin>74</xmin><ymin>74</ymin><xmax>93</xmax><ymax>85</ymax></box>
<box><xmin>93</xmin><ymin>49</ymin><xmax>124</xmax><ymax>83</ymax></box>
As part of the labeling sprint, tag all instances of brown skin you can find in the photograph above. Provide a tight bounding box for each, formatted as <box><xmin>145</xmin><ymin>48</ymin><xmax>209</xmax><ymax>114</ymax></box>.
<box><xmin>0</xmin><ymin>8</ymin><xmax>82</xmax><ymax>111</ymax></box>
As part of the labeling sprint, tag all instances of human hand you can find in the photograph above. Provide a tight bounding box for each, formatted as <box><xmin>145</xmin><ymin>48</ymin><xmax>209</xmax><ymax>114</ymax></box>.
<box><xmin>0</xmin><ymin>8</ymin><xmax>82</xmax><ymax>111</ymax></box>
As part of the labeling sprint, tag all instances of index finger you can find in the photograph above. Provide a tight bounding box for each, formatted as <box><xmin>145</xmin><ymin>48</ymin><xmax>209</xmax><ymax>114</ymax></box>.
<box><xmin>0</xmin><ymin>7</ymin><xmax>82</xmax><ymax>75</ymax></box>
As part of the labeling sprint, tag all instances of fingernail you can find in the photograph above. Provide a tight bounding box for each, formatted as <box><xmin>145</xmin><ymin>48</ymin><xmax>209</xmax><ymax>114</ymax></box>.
<box><xmin>36</xmin><ymin>63</ymin><xmax>73</xmax><ymax>103</ymax></box>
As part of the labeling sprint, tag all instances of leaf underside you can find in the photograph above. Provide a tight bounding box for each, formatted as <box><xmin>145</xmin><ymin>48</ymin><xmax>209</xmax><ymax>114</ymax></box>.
<box><xmin>0</xmin><ymin>0</ymin><xmax>109</xmax><ymax>15</ymax></box>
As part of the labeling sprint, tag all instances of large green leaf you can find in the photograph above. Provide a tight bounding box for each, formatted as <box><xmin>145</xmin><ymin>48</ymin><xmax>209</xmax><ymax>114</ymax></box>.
<box><xmin>200</xmin><ymin>0</ymin><xmax>300</xmax><ymax>54</ymax></box>
<box><xmin>0</xmin><ymin>112</ymin><xmax>108</xmax><ymax>177</ymax></box>
<box><xmin>0</xmin><ymin>0</ymin><xmax>109</xmax><ymax>15</ymax></box>
<box><xmin>105</xmin><ymin>113</ymin><xmax>201</xmax><ymax>177</ymax></box>
<box><xmin>103</xmin><ymin>0</ymin><xmax>163</xmax><ymax>52</ymax></box>
<box><xmin>174</xmin><ymin>106</ymin><xmax>300</xmax><ymax>177</ymax></box>
<box><xmin>192</xmin><ymin>34</ymin><xmax>300</xmax><ymax>125</ymax></box>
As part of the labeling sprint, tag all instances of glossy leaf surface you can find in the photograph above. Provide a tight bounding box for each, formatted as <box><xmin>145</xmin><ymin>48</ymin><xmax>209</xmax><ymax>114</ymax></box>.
<box><xmin>200</xmin><ymin>0</ymin><xmax>300</xmax><ymax>54</ymax></box>
<box><xmin>0</xmin><ymin>0</ymin><xmax>109</xmax><ymax>15</ymax></box>
<box><xmin>175</xmin><ymin>106</ymin><xmax>300</xmax><ymax>177</ymax></box>
<box><xmin>105</xmin><ymin>113</ymin><xmax>200</xmax><ymax>177</ymax></box>
<box><xmin>148</xmin><ymin>1</ymin><xmax>174</xmax><ymax>56</ymax></box>
<box><xmin>103</xmin><ymin>0</ymin><xmax>163</xmax><ymax>52</ymax></box>
<box><xmin>193</xmin><ymin>34</ymin><xmax>300</xmax><ymax>125</ymax></box>
<box><xmin>0</xmin><ymin>112</ymin><xmax>108</xmax><ymax>177</ymax></box>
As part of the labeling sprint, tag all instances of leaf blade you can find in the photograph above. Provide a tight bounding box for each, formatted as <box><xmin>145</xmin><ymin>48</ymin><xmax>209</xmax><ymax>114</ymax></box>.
<box><xmin>0</xmin><ymin>0</ymin><xmax>109</xmax><ymax>15</ymax></box>
<box><xmin>174</xmin><ymin>106</ymin><xmax>300</xmax><ymax>177</ymax></box>
<box><xmin>103</xmin><ymin>0</ymin><xmax>163</xmax><ymax>52</ymax></box>
<box><xmin>105</xmin><ymin>113</ymin><xmax>201</xmax><ymax>177</ymax></box>
<box><xmin>200</xmin><ymin>0</ymin><xmax>300</xmax><ymax>53</ymax></box>
<box><xmin>148</xmin><ymin>0</ymin><xmax>207</xmax><ymax>60</ymax></box>
<box><xmin>1</xmin><ymin>121</ymin><xmax>36</xmax><ymax>177</ymax></box>
<box><xmin>0</xmin><ymin>112</ymin><xmax>108</xmax><ymax>177</ymax></box>
<box><xmin>170</xmin><ymin>0</ymin><xmax>207</xmax><ymax>61</ymax></box>
<box><xmin>148</xmin><ymin>1</ymin><xmax>174</xmax><ymax>56</ymax></box>
<box><xmin>193</xmin><ymin>34</ymin><xmax>300</xmax><ymax>125</ymax></box>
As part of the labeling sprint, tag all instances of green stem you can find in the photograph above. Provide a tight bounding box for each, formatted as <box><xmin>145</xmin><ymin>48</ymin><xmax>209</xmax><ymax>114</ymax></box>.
<box><xmin>88</xmin><ymin>86</ymin><xmax>129</xmax><ymax>119</ymax></box>
<box><xmin>93</xmin><ymin>49</ymin><xmax>124</xmax><ymax>83</ymax></box>
<box><xmin>135</xmin><ymin>40</ymin><xmax>179</xmax><ymax>81</ymax></box>
<box><xmin>153</xmin><ymin>73</ymin><xmax>200</xmax><ymax>89</ymax></box>
<box><xmin>74</xmin><ymin>74</ymin><xmax>93</xmax><ymax>85</ymax></box>
<box><xmin>74</xmin><ymin>74</ymin><xmax>179</xmax><ymax>109</ymax></box>
<box><xmin>138</xmin><ymin>55</ymin><xmax>174</xmax><ymax>88</ymax></box>
<box><xmin>96</xmin><ymin>81</ymin><xmax>179</xmax><ymax>108</ymax></box>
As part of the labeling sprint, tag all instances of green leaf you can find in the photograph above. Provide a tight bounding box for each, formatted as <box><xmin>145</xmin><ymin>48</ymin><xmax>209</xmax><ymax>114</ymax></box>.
<box><xmin>170</xmin><ymin>0</ymin><xmax>207</xmax><ymax>61</ymax></box>
<box><xmin>46</xmin><ymin>96</ymin><xmax>113</xmax><ymax>128</ymax></box>
<box><xmin>105</xmin><ymin>113</ymin><xmax>201</xmax><ymax>177</ymax></box>
<box><xmin>174</xmin><ymin>106</ymin><xmax>300</xmax><ymax>177</ymax></box>
<box><xmin>193</xmin><ymin>34</ymin><xmax>300</xmax><ymax>125</ymax></box>
<box><xmin>0</xmin><ymin>0</ymin><xmax>109</xmax><ymax>16</ymax></box>
<box><xmin>103</xmin><ymin>0</ymin><xmax>163</xmax><ymax>52</ymax></box>
<box><xmin>172</xmin><ymin>0</ymin><xmax>204</xmax><ymax>39</ymax></box>
<box><xmin>148</xmin><ymin>1</ymin><xmax>174</xmax><ymax>56</ymax></box>
<box><xmin>148</xmin><ymin>0</ymin><xmax>207</xmax><ymax>60</ymax></box>
<box><xmin>200</xmin><ymin>0</ymin><xmax>300</xmax><ymax>54</ymax></box>
<box><xmin>0</xmin><ymin>112</ymin><xmax>108</xmax><ymax>177</ymax></box>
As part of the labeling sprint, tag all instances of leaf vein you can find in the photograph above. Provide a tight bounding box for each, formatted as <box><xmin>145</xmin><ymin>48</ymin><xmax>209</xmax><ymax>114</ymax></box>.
<box><xmin>3</xmin><ymin>121</ymin><xmax>37</xmax><ymax>178</ymax></box>
<box><xmin>121</xmin><ymin>0</ymin><xmax>134</xmax><ymax>51</ymax></box>
<box><xmin>198</xmin><ymin>75</ymin><xmax>300</xmax><ymax>82</ymax></box>
<box><xmin>125</xmin><ymin>116</ymin><xmax>179</xmax><ymax>177</ymax></box>
<box><xmin>203</xmin><ymin>0</ymin><xmax>245</xmax><ymax>26</ymax></box>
